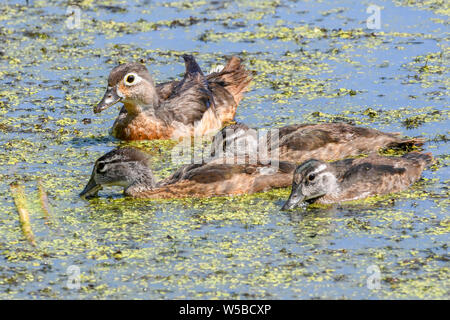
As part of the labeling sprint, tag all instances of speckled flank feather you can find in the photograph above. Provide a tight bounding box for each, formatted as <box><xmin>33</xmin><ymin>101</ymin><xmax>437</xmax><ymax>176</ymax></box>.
<box><xmin>126</xmin><ymin>160</ymin><xmax>295</xmax><ymax>199</ymax></box>
<box><xmin>276</xmin><ymin>123</ymin><xmax>425</xmax><ymax>162</ymax></box>
<box><xmin>214</xmin><ymin>122</ymin><xmax>425</xmax><ymax>163</ymax></box>
<box><xmin>316</xmin><ymin>152</ymin><xmax>433</xmax><ymax>204</ymax></box>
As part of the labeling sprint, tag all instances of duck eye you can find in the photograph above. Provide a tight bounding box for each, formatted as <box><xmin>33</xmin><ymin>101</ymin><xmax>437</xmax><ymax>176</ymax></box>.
<box><xmin>308</xmin><ymin>173</ymin><xmax>316</xmax><ymax>181</ymax></box>
<box><xmin>126</xmin><ymin>75</ymin><xmax>135</xmax><ymax>84</ymax></box>
<box><xmin>97</xmin><ymin>163</ymin><xmax>106</xmax><ymax>173</ymax></box>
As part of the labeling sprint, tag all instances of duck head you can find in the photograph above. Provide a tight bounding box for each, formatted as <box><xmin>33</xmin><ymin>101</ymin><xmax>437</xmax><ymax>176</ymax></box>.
<box><xmin>210</xmin><ymin>123</ymin><xmax>260</xmax><ymax>159</ymax></box>
<box><xmin>282</xmin><ymin>159</ymin><xmax>338</xmax><ymax>210</ymax></box>
<box><xmin>80</xmin><ymin>147</ymin><xmax>156</xmax><ymax>198</ymax></box>
<box><xmin>94</xmin><ymin>62</ymin><xmax>160</xmax><ymax>114</ymax></box>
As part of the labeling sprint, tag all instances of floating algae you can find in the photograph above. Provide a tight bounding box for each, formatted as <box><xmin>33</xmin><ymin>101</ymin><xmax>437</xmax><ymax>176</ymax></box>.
<box><xmin>0</xmin><ymin>0</ymin><xmax>448</xmax><ymax>299</ymax></box>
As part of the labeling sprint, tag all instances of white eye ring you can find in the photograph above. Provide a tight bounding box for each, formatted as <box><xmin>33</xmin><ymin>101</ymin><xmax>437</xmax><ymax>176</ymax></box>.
<box><xmin>123</xmin><ymin>73</ymin><xmax>142</xmax><ymax>86</ymax></box>
<box><xmin>97</xmin><ymin>162</ymin><xmax>107</xmax><ymax>173</ymax></box>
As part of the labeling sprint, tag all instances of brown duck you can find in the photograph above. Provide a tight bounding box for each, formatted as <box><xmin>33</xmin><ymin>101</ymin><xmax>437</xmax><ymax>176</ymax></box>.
<box><xmin>80</xmin><ymin>147</ymin><xmax>296</xmax><ymax>199</ymax></box>
<box><xmin>282</xmin><ymin>152</ymin><xmax>433</xmax><ymax>209</ymax></box>
<box><xmin>211</xmin><ymin>122</ymin><xmax>424</xmax><ymax>163</ymax></box>
<box><xmin>94</xmin><ymin>54</ymin><xmax>252</xmax><ymax>140</ymax></box>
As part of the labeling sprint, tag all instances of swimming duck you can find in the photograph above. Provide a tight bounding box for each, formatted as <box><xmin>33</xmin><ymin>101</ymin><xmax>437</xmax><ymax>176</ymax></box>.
<box><xmin>80</xmin><ymin>147</ymin><xmax>296</xmax><ymax>199</ymax></box>
<box><xmin>281</xmin><ymin>152</ymin><xmax>433</xmax><ymax>209</ymax></box>
<box><xmin>211</xmin><ymin>122</ymin><xmax>424</xmax><ymax>163</ymax></box>
<box><xmin>94</xmin><ymin>54</ymin><xmax>252</xmax><ymax>140</ymax></box>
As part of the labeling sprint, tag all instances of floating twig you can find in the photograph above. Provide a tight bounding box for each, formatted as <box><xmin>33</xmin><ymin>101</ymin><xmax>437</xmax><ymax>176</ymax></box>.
<box><xmin>38</xmin><ymin>179</ymin><xmax>51</xmax><ymax>221</ymax></box>
<box><xmin>10</xmin><ymin>182</ymin><xmax>36</xmax><ymax>247</ymax></box>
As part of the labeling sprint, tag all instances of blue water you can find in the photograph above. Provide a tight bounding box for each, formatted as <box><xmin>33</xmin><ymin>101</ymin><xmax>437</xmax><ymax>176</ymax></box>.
<box><xmin>0</xmin><ymin>0</ymin><xmax>448</xmax><ymax>299</ymax></box>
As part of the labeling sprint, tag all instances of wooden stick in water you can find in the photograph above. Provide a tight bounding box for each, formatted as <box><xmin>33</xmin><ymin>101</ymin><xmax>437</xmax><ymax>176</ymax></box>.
<box><xmin>37</xmin><ymin>180</ymin><xmax>63</xmax><ymax>234</ymax></box>
<box><xmin>10</xmin><ymin>182</ymin><xmax>36</xmax><ymax>247</ymax></box>
<box><xmin>38</xmin><ymin>179</ymin><xmax>51</xmax><ymax>221</ymax></box>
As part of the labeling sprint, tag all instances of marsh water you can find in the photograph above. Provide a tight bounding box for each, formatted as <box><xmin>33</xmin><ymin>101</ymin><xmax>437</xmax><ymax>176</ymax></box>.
<box><xmin>0</xmin><ymin>0</ymin><xmax>448</xmax><ymax>299</ymax></box>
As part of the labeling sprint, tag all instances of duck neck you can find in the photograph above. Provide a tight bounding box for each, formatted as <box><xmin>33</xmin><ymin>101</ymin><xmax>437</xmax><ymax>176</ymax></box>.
<box><xmin>123</xmin><ymin>99</ymin><xmax>159</xmax><ymax>116</ymax></box>
<box><xmin>317</xmin><ymin>172</ymin><xmax>342</xmax><ymax>204</ymax></box>
<box><xmin>124</xmin><ymin>168</ymin><xmax>158</xmax><ymax>196</ymax></box>
<box><xmin>136</xmin><ymin>168</ymin><xmax>157</xmax><ymax>187</ymax></box>
<box><xmin>123</xmin><ymin>82</ymin><xmax>160</xmax><ymax>116</ymax></box>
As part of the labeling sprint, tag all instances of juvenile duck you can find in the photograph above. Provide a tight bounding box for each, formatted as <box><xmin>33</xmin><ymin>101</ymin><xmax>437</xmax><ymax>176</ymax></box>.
<box><xmin>211</xmin><ymin>122</ymin><xmax>424</xmax><ymax>163</ymax></box>
<box><xmin>80</xmin><ymin>147</ymin><xmax>296</xmax><ymax>199</ymax></box>
<box><xmin>95</xmin><ymin>54</ymin><xmax>252</xmax><ymax>140</ymax></box>
<box><xmin>281</xmin><ymin>152</ymin><xmax>433</xmax><ymax>209</ymax></box>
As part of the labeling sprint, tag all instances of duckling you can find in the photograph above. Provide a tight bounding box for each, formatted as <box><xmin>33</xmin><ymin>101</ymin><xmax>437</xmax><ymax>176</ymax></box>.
<box><xmin>80</xmin><ymin>147</ymin><xmax>296</xmax><ymax>199</ymax></box>
<box><xmin>281</xmin><ymin>152</ymin><xmax>433</xmax><ymax>209</ymax></box>
<box><xmin>211</xmin><ymin>122</ymin><xmax>424</xmax><ymax>163</ymax></box>
<box><xmin>94</xmin><ymin>55</ymin><xmax>252</xmax><ymax>141</ymax></box>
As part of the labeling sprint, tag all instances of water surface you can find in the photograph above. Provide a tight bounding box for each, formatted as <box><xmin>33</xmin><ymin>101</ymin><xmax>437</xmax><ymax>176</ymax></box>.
<box><xmin>0</xmin><ymin>0</ymin><xmax>448</xmax><ymax>299</ymax></box>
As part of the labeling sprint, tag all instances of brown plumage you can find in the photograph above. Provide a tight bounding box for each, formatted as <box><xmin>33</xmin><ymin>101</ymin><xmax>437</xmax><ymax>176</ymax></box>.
<box><xmin>282</xmin><ymin>152</ymin><xmax>433</xmax><ymax>209</ymax></box>
<box><xmin>94</xmin><ymin>55</ymin><xmax>252</xmax><ymax>140</ymax></box>
<box><xmin>211</xmin><ymin>122</ymin><xmax>424</xmax><ymax>163</ymax></box>
<box><xmin>79</xmin><ymin>147</ymin><xmax>296</xmax><ymax>199</ymax></box>
<box><xmin>134</xmin><ymin>160</ymin><xmax>295</xmax><ymax>199</ymax></box>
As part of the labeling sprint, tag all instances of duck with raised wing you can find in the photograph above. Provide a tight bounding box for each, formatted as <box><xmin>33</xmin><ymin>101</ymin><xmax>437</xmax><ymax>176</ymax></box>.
<box><xmin>281</xmin><ymin>152</ymin><xmax>433</xmax><ymax>209</ymax></box>
<box><xmin>80</xmin><ymin>147</ymin><xmax>296</xmax><ymax>199</ymax></box>
<box><xmin>95</xmin><ymin>54</ymin><xmax>252</xmax><ymax>140</ymax></box>
<box><xmin>211</xmin><ymin>122</ymin><xmax>424</xmax><ymax>163</ymax></box>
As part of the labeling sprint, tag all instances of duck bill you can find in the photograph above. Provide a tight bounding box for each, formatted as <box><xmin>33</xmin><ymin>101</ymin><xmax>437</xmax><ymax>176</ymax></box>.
<box><xmin>281</xmin><ymin>188</ymin><xmax>305</xmax><ymax>210</ymax></box>
<box><xmin>94</xmin><ymin>86</ymin><xmax>122</xmax><ymax>113</ymax></box>
<box><xmin>79</xmin><ymin>172</ymin><xmax>102</xmax><ymax>198</ymax></box>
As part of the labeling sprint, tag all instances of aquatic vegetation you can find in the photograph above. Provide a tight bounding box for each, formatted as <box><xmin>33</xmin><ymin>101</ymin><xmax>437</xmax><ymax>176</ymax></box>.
<box><xmin>0</xmin><ymin>0</ymin><xmax>448</xmax><ymax>299</ymax></box>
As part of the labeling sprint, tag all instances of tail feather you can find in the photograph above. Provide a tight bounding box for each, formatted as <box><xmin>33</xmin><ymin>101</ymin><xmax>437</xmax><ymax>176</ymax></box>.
<box><xmin>388</xmin><ymin>137</ymin><xmax>426</xmax><ymax>148</ymax></box>
<box><xmin>182</xmin><ymin>54</ymin><xmax>204</xmax><ymax>76</ymax></box>
<box><xmin>181</xmin><ymin>54</ymin><xmax>217</xmax><ymax>113</ymax></box>
<box><xmin>207</xmin><ymin>56</ymin><xmax>252</xmax><ymax>105</ymax></box>
<box><xmin>402</xmin><ymin>151</ymin><xmax>434</xmax><ymax>167</ymax></box>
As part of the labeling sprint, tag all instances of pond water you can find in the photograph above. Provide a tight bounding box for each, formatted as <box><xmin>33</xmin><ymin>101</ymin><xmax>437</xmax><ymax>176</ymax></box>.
<box><xmin>0</xmin><ymin>0</ymin><xmax>448</xmax><ymax>299</ymax></box>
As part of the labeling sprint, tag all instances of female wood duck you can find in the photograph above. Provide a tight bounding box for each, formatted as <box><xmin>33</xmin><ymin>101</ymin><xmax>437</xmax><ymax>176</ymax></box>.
<box><xmin>281</xmin><ymin>152</ymin><xmax>433</xmax><ymax>209</ymax></box>
<box><xmin>211</xmin><ymin>122</ymin><xmax>424</xmax><ymax>163</ymax></box>
<box><xmin>94</xmin><ymin>54</ymin><xmax>252</xmax><ymax>140</ymax></box>
<box><xmin>79</xmin><ymin>147</ymin><xmax>296</xmax><ymax>199</ymax></box>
